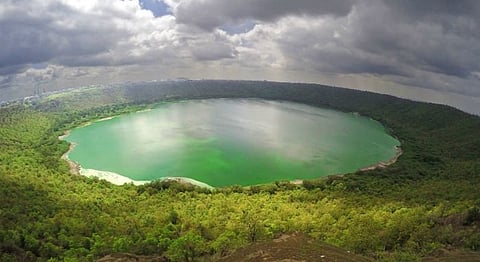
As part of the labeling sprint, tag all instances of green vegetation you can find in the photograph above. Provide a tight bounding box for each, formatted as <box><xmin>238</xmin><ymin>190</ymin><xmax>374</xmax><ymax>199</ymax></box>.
<box><xmin>1</xmin><ymin>80</ymin><xmax>480</xmax><ymax>261</ymax></box>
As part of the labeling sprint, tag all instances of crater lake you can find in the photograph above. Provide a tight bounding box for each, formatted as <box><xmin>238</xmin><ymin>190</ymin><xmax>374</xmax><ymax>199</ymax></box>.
<box><xmin>65</xmin><ymin>99</ymin><xmax>400</xmax><ymax>187</ymax></box>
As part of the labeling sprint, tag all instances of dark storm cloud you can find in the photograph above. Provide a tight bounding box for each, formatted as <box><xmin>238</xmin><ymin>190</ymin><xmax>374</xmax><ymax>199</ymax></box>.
<box><xmin>170</xmin><ymin>0</ymin><xmax>480</xmax><ymax>90</ymax></box>
<box><xmin>172</xmin><ymin>0</ymin><xmax>355</xmax><ymax>30</ymax></box>
<box><xmin>259</xmin><ymin>0</ymin><xmax>480</xmax><ymax>96</ymax></box>
<box><xmin>0</xmin><ymin>65</ymin><xmax>28</xmax><ymax>76</ymax></box>
<box><xmin>0</xmin><ymin>15</ymin><xmax>55</xmax><ymax>68</ymax></box>
<box><xmin>348</xmin><ymin>0</ymin><xmax>480</xmax><ymax>79</ymax></box>
<box><xmin>388</xmin><ymin>0</ymin><xmax>480</xmax><ymax>20</ymax></box>
<box><xmin>0</xmin><ymin>1</ymin><xmax>131</xmax><ymax>72</ymax></box>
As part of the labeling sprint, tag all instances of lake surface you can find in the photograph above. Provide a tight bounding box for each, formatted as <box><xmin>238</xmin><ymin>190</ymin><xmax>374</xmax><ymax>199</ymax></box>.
<box><xmin>66</xmin><ymin>99</ymin><xmax>400</xmax><ymax>187</ymax></box>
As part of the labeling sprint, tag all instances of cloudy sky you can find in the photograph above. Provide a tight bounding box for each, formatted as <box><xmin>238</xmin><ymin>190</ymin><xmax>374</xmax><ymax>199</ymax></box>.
<box><xmin>1</xmin><ymin>0</ymin><xmax>480</xmax><ymax>114</ymax></box>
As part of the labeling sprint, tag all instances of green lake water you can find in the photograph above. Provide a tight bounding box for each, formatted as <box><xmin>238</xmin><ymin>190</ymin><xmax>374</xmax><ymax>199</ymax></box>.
<box><xmin>65</xmin><ymin>99</ymin><xmax>400</xmax><ymax>187</ymax></box>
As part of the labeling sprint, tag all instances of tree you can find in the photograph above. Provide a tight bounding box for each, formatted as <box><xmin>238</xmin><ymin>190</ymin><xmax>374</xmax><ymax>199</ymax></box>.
<box><xmin>211</xmin><ymin>231</ymin><xmax>240</xmax><ymax>256</ymax></box>
<box><xmin>166</xmin><ymin>231</ymin><xmax>207</xmax><ymax>262</ymax></box>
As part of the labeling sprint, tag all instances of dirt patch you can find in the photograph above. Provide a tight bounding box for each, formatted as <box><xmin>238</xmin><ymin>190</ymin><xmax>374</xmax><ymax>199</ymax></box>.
<box><xmin>97</xmin><ymin>253</ymin><xmax>167</xmax><ymax>262</ymax></box>
<box><xmin>217</xmin><ymin>233</ymin><xmax>372</xmax><ymax>262</ymax></box>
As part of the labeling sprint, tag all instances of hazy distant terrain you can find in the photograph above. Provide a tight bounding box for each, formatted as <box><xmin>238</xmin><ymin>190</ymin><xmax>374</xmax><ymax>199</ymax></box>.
<box><xmin>3</xmin><ymin>80</ymin><xmax>480</xmax><ymax>116</ymax></box>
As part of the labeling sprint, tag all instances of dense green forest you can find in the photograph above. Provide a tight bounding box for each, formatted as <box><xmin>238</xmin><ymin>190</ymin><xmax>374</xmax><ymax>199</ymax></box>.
<box><xmin>1</xmin><ymin>80</ymin><xmax>480</xmax><ymax>261</ymax></box>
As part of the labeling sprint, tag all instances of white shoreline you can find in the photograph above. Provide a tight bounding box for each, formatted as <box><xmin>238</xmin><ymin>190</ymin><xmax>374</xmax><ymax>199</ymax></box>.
<box><xmin>96</xmin><ymin>116</ymin><xmax>115</xmax><ymax>122</ymax></box>
<box><xmin>80</xmin><ymin>168</ymin><xmax>148</xmax><ymax>185</ymax></box>
<box><xmin>80</xmin><ymin>168</ymin><xmax>214</xmax><ymax>188</ymax></box>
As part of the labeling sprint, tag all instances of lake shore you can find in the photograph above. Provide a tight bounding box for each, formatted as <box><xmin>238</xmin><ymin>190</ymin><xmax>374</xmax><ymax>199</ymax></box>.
<box><xmin>359</xmin><ymin>146</ymin><xmax>403</xmax><ymax>172</ymax></box>
<box><xmin>80</xmin><ymin>168</ymin><xmax>214</xmax><ymax>188</ymax></box>
<box><xmin>80</xmin><ymin>168</ymin><xmax>149</xmax><ymax>185</ymax></box>
<box><xmin>288</xmin><ymin>146</ymin><xmax>402</xmax><ymax>186</ymax></box>
<box><xmin>59</xmin><ymin>130</ymin><xmax>80</xmax><ymax>175</ymax></box>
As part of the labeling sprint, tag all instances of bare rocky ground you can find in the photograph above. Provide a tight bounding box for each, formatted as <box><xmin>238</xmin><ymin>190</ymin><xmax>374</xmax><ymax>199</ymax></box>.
<box><xmin>216</xmin><ymin>233</ymin><xmax>372</xmax><ymax>262</ymax></box>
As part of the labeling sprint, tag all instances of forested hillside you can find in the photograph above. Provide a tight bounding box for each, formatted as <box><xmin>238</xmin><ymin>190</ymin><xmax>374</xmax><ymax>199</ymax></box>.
<box><xmin>1</xmin><ymin>80</ymin><xmax>480</xmax><ymax>261</ymax></box>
